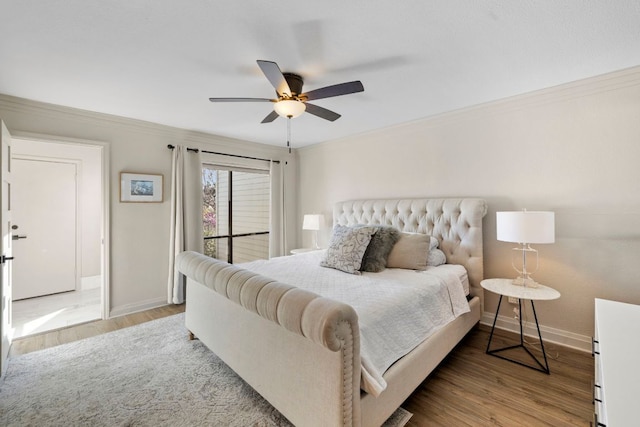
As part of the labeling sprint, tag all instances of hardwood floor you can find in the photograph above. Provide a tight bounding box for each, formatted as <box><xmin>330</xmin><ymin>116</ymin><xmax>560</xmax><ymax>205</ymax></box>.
<box><xmin>9</xmin><ymin>307</ymin><xmax>593</xmax><ymax>426</ymax></box>
<box><xmin>403</xmin><ymin>325</ymin><xmax>594</xmax><ymax>426</ymax></box>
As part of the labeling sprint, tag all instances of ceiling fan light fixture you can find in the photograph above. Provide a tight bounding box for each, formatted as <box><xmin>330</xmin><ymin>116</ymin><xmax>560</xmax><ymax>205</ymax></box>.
<box><xmin>274</xmin><ymin>99</ymin><xmax>306</xmax><ymax>118</ymax></box>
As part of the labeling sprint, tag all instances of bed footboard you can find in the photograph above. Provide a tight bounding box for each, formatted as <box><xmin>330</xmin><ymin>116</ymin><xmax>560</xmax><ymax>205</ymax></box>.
<box><xmin>176</xmin><ymin>251</ymin><xmax>362</xmax><ymax>427</ymax></box>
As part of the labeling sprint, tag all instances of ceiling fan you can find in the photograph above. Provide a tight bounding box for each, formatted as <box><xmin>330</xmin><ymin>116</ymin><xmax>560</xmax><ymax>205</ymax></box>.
<box><xmin>209</xmin><ymin>60</ymin><xmax>364</xmax><ymax>123</ymax></box>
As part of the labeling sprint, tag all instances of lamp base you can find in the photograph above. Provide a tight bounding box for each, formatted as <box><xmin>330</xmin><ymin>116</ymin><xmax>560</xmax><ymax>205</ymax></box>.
<box><xmin>512</xmin><ymin>276</ymin><xmax>540</xmax><ymax>288</ymax></box>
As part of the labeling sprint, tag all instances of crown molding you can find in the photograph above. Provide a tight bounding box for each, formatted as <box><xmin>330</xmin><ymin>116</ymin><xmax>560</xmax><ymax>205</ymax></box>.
<box><xmin>0</xmin><ymin>93</ymin><xmax>291</xmax><ymax>162</ymax></box>
<box><xmin>301</xmin><ymin>65</ymin><xmax>640</xmax><ymax>153</ymax></box>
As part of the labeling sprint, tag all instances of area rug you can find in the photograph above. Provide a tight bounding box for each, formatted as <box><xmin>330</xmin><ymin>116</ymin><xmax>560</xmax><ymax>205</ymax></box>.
<box><xmin>0</xmin><ymin>313</ymin><xmax>412</xmax><ymax>426</ymax></box>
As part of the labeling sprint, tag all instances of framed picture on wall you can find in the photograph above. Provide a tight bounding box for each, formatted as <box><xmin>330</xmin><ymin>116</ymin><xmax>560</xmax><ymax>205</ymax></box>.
<box><xmin>120</xmin><ymin>172</ymin><xmax>163</xmax><ymax>203</ymax></box>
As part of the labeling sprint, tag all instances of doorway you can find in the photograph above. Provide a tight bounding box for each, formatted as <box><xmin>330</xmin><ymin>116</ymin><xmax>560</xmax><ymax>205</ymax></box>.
<box><xmin>10</xmin><ymin>138</ymin><xmax>105</xmax><ymax>338</ymax></box>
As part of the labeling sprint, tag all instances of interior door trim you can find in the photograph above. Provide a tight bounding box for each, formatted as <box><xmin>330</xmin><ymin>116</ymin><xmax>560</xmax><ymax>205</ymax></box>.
<box><xmin>11</xmin><ymin>132</ymin><xmax>110</xmax><ymax>320</ymax></box>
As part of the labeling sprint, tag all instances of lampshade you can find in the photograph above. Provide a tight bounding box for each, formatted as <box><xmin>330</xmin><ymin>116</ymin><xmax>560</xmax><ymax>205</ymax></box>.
<box><xmin>302</xmin><ymin>214</ymin><xmax>323</xmax><ymax>231</ymax></box>
<box><xmin>274</xmin><ymin>100</ymin><xmax>306</xmax><ymax>118</ymax></box>
<box><xmin>496</xmin><ymin>211</ymin><xmax>555</xmax><ymax>244</ymax></box>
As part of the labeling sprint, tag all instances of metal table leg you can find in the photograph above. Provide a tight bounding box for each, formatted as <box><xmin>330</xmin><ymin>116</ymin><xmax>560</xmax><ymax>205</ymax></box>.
<box><xmin>486</xmin><ymin>296</ymin><xmax>551</xmax><ymax>374</ymax></box>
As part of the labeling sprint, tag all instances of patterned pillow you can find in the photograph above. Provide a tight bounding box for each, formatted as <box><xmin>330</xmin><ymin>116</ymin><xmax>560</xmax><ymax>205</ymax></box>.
<box><xmin>320</xmin><ymin>225</ymin><xmax>378</xmax><ymax>275</ymax></box>
<box><xmin>360</xmin><ymin>226</ymin><xmax>401</xmax><ymax>272</ymax></box>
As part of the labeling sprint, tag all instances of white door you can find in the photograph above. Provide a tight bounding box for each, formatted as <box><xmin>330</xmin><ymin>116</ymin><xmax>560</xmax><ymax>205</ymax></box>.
<box><xmin>0</xmin><ymin>120</ymin><xmax>13</xmax><ymax>376</ymax></box>
<box><xmin>12</xmin><ymin>158</ymin><xmax>77</xmax><ymax>300</ymax></box>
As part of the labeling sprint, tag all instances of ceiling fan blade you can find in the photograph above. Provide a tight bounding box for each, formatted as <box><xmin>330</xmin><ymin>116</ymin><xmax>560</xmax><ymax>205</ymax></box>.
<box><xmin>261</xmin><ymin>110</ymin><xmax>279</xmax><ymax>123</ymax></box>
<box><xmin>301</xmin><ymin>81</ymin><xmax>364</xmax><ymax>101</ymax></box>
<box><xmin>257</xmin><ymin>60</ymin><xmax>292</xmax><ymax>97</ymax></box>
<box><xmin>304</xmin><ymin>103</ymin><xmax>341</xmax><ymax>121</ymax></box>
<box><xmin>209</xmin><ymin>97</ymin><xmax>274</xmax><ymax>102</ymax></box>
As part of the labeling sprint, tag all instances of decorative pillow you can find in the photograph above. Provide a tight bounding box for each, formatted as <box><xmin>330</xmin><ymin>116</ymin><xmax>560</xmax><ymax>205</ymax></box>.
<box><xmin>320</xmin><ymin>225</ymin><xmax>378</xmax><ymax>275</ymax></box>
<box><xmin>427</xmin><ymin>248</ymin><xmax>447</xmax><ymax>266</ymax></box>
<box><xmin>430</xmin><ymin>235</ymin><xmax>439</xmax><ymax>250</ymax></box>
<box><xmin>359</xmin><ymin>225</ymin><xmax>401</xmax><ymax>272</ymax></box>
<box><xmin>386</xmin><ymin>232</ymin><xmax>429</xmax><ymax>271</ymax></box>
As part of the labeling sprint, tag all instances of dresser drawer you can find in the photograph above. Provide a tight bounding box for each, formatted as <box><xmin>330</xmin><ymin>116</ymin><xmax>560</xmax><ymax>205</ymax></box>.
<box><xmin>592</xmin><ymin>323</ymin><xmax>606</xmax><ymax>425</ymax></box>
<box><xmin>594</xmin><ymin>298</ymin><xmax>640</xmax><ymax>426</ymax></box>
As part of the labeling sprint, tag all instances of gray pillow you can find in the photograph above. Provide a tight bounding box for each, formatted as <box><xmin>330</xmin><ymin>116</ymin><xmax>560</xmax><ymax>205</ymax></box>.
<box><xmin>320</xmin><ymin>225</ymin><xmax>378</xmax><ymax>275</ymax></box>
<box><xmin>360</xmin><ymin>226</ymin><xmax>401</xmax><ymax>272</ymax></box>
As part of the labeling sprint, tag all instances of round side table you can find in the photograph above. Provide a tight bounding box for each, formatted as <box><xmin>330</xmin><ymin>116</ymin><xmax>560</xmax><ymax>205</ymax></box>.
<box><xmin>481</xmin><ymin>278</ymin><xmax>560</xmax><ymax>374</ymax></box>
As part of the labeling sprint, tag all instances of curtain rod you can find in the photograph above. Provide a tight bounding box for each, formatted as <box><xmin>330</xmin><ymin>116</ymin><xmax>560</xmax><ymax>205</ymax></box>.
<box><xmin>167</xmin><ymin>145</ymin><xmax>280</xmax><ymax>164</ymax></box>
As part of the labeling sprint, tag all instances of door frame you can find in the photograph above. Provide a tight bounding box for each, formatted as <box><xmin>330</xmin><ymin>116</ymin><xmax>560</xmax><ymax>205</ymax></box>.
<box><xmin>1</xmin><ymin>120</ymin><xmax>12</xmax><ymax>376</ymax></box>
<box><xmin>12</xmin><ymin>155</ymin><xmax>81</xmax><ymax>297</ymax></box>
<box><xmin>11</xmin><ymin>132</ymin><xmax>110</xmax><ymax>319</ymax></box>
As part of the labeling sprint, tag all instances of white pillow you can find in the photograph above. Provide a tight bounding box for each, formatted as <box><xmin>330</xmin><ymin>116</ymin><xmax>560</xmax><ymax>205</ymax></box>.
<box><xmin>427</xmin><ymin>248</ymin><xmax>447</xmax><ymax>266</ymax></box>
<box><xmin>429</xmin><ymin>236</ymin><xmax>439</xmax><ymax>250</ymax></box>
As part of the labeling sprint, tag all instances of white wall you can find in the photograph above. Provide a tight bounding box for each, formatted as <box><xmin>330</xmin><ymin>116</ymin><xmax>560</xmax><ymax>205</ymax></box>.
<box><xmin>0</xmin><ymin>95</ymin><xmax>297</xmax><ymax>316</ymax></box>
<box><xmin>297</xmin><ymin>66</ymin><xmax>640</xmax><ymax>348</ymax></box>
<box><xmin>12</xmin><ymin>138</ymin><xmax>102</xmax><ymax>277</ymax></box>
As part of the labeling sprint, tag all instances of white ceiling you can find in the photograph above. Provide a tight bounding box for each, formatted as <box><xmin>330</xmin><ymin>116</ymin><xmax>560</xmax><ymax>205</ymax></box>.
<box><xmin>1</xmin><ymin>1</ymin><xmax>639</xmax><ymax>148</ymax></box>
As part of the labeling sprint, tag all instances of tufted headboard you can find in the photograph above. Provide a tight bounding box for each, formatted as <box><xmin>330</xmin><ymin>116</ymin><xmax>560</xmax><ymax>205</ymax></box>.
<box><xmin>333</xmin><ymin>198</ymin><xmax>488</xmax><ymax>302</ymax></box>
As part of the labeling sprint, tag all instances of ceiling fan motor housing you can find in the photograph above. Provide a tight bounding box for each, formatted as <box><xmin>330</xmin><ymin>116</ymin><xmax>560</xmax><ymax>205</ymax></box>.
<box><xmin>282</xmin><ymin>73</ymin><xmax>304</xmax><ymax>98</ymax></box>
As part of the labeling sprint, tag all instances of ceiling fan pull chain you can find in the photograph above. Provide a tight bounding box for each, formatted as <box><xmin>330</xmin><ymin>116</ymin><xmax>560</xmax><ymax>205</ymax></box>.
<box><xmin>287</xmin><ymin>116</ymin><xmax>292</xmax><ymax>153</ymax></box>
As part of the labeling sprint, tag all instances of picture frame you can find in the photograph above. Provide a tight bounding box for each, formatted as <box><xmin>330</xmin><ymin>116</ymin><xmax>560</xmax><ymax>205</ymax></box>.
<box><xmin>120</xmin><ymin>172</ymin><xmax>163</xmax><ymax>203</ymax></box>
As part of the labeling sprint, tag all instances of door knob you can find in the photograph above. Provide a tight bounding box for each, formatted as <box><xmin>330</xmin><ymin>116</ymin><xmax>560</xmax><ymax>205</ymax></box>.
<box><xmin>12</xmin><ymin>235</ymin><xmax>27</xmax><ymax>240</ymax></box>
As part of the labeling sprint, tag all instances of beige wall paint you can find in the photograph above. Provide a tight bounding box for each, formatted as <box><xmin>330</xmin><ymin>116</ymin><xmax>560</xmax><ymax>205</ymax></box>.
<box><xmin>0</xmin><ymin>95</ymin><xmax>297</xmax><ymax>316</ymax></box>
<box><xmin>297</xmin><ymin>66</ymin><xmax>640</xmax><ymax>347</ymax></box>
<box><xmin>1</xmin><ymin>64</ymin><xmax>637</xmax><ymax>343</ymax></box>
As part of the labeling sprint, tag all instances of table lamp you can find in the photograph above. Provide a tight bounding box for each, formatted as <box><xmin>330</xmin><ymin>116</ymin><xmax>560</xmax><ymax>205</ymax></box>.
<box><xmin>496</xmin><ymin>210</ymin><xmax>555</xmax><ymax>287</ymax></box>
<box><xmin>302</xmin><ymin>214</ymin><xmax>324</xmax><ymax>249</ymax></box>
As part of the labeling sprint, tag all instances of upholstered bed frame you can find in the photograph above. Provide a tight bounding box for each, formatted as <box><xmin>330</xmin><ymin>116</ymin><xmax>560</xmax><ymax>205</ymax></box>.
<box><xmin>176</xmin><ymin>198</ymin><xmax>487</xmax><ymax>426</ymax></box>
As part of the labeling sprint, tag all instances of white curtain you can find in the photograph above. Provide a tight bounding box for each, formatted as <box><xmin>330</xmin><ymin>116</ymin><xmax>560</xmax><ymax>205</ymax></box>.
<box><xmin>167</xmin><ymin>146</ymin><xmax>204</xmax><ymax>304</ymax></box>
<box><xmin>269</xmin><ymin>160</ymin><xmax>286</xmax><ymax>258</ymax></box>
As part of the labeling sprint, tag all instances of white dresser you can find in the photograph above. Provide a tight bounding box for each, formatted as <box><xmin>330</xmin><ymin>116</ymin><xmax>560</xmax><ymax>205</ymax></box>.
<box><xmin>594</xmin><ymin>298</ymin><xmax>640</xmax><ymax>426</ymax></box>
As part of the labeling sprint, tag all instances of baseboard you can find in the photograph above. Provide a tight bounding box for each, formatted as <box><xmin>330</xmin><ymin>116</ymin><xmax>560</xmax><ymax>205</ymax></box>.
<box><xmin>80</xmin><ymin>275</ymin><xmax>101</xmax><ymax>291</ymax></box>
<box><xmin>480</xmin><ymin>312</ymin><xmax>592</xmax><ymax>353</ymax></box>
<box><xmin>109</xmin><ymin>297</ymin><xmax>168</xmax><ymax>319</ymax></box>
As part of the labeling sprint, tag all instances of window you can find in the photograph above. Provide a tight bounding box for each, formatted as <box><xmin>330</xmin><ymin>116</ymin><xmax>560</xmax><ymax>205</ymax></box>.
<box><xmin>203</xmin><ymin>165</ymin><xmax>270</xmax><ymax>263</ymax></box>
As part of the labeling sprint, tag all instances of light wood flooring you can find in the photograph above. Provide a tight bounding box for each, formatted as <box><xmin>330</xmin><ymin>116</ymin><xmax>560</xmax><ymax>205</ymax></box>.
<box><xmin>9</xmin><ymin>307</ymin><xmax>593</xmax><ymax>426</ymax></box>
<box><xmin>403</xmin><ymin>326</ymin><xmax>594</xmax><ymax>426</ymax></box>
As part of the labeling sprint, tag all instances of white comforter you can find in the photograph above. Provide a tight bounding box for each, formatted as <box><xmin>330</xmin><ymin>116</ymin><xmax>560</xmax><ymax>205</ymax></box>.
<box><xmin>239</xmin><ymin>250</ymin><xmax>470</xmax><ymax>396</ymax></box>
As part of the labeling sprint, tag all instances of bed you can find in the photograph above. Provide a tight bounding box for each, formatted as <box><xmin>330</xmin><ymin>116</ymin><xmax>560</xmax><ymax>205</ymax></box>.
<box><xmin>176</xmin><ymin>198</ymin><xmax>487</xmax><ymax>426</ymax></box>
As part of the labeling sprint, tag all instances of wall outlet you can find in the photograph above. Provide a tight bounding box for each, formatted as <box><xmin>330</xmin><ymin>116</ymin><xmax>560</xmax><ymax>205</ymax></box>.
<box><xmin>508</xmin><ymin>297</ymin><xmax>519</xmax><ymax>304</ymax></box>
